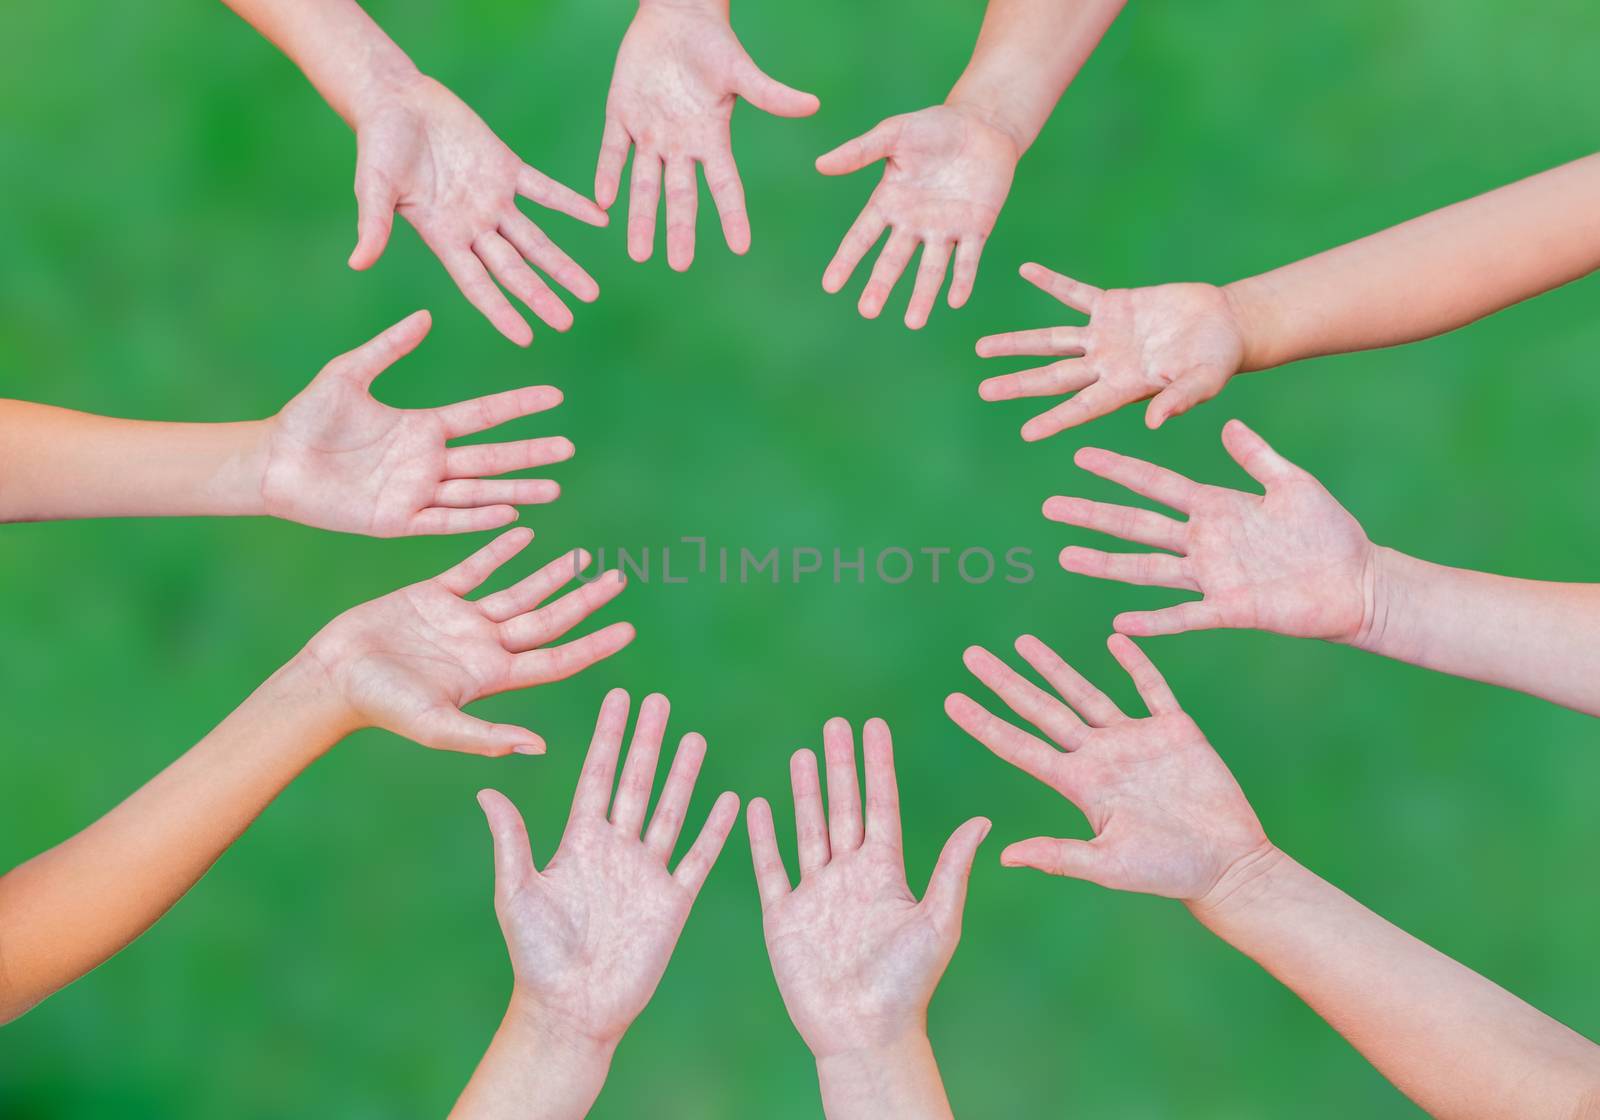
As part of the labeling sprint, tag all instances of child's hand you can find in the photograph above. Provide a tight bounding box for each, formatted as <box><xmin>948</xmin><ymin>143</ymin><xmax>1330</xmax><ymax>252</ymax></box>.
<box><xmin>262</xmin><ymin>312</ymin><xmax>571</xmax><ymax>538</ymax></box>
<box><xmin>302</xmin><ymin>528</ymin><xmax>632</xmax><ymax>755</ymax></box>
<box><xmin>748</xmin><ymin>718</ymin><xmax>989</xmax><ymax>1060</ymax></box>
<box><xmin>946</xmin><ymin>634</ymin><xmax>1270</xmax><ymax>903</ymax></box>
<box><xmin>818</xmin><ymin>105</ymin><xmax>1019</xmax><ymax>329</ymax></box>
<box><xmin>349</xmin><ymin>74</ymin><xmax>605</xmax><ymax>345</ymax></box>
<box><xmin>1052</xmin><ymin>420</ymin><xmax>1377</xmax><ymax>642</ymax></box>
<box><xmin>977</xmin><ymin>264</ymin><xmax>1248</xmax><ymax>437</ymax></box>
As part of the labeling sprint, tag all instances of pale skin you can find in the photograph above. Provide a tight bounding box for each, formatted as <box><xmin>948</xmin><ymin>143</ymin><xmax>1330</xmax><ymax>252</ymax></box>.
<box><xmin>945</xmin><ymin>633</ymin><xmax>1600</xmax><ymax>1119</ymax></box>
<box><xmin>0</xmin><ymin>311</ymin><xmax>573</xmax><ymax>536</ymax></box>
<box><xmin>748</xmin><ymin>718</ymin><xmax>990</xmax><ymax>1120</ymax></box>
<box><xmin>0</xmin><ymin>529</ymin><xmax>633</xmax><ymax>1023</ymax></box>
<box><xmin>819</xmin><ymin>0</ymin><xmax>1123</xmax><ymax>328</ymax></box>
<box><xmin>1047</xmin><ymin>418</ymin><xmax>1600</xmax><ymax>716</ymax></box>
<box><xmin>596</xmin><ymin>0</ymin><xmax>819</xmax><ymax>270</ymax></box>
<box><xmin>979</xmin><ymin>152</ymin><xmax>1600</xmax><ymax>436</ymax></box>
<box><xmin>452</xmin><ymin>690</ymin><xmax>740</xmax><ymax>1119</ymax></box>
<box><xmin>221</xmin><ymin>0</ymin><xmax>606</xmax><ymax>346</ymax></box>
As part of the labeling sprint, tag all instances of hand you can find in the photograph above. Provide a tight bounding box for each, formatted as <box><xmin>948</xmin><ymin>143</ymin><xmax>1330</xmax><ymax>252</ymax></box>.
<box><xmin>476</xmin><ymin>690</ymin><xmax>740</xmax><ymax>1045</ymax></box>
<box><xmin>977</xmin><ymin>264</ymin><xmax>1249</xmax><ymax>438</ymax></box>
<box><xmin>946</xmin><ymin>634</ymin><xmax>1270</xmax><ymax>901</ymax></box>
<box><xmin>597</xmin><ymin>0</ymin><xmax>819</xmax><ymax>270</ymax></box>
<box><xmin>303</xmin><ymin>529</ymin><xmax>634</xmax><ymax>755</ymax></box>
<box><xmin>262</xmin><ymin>312</ymin><xmax>573</xmax><ymax>538</ymax></box>
<box><xmin>818</xmin><ymin>104</ymin><xmax>1020</xmax><ymax>328</ymax></box>
<box><xmin>748</xmin><ymin>718</ymin><xmax>989</xmax><ymax>1059</ymax></box>
<box><xmin>1050</xmin><ymin>420</ymin><xmax>1378</xmax><ymax>641</ymax></box>
<box><xmin>350</xmin><ymin>73</ymin><xmax>606</xmax><ymax>345</ymax></box>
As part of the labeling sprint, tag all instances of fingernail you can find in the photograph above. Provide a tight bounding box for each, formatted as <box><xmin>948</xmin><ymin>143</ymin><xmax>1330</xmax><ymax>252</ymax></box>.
<box><xmin>513</xmin><ymin>739</ymin><xmax>545</xmax><ymax>756</ymax></box>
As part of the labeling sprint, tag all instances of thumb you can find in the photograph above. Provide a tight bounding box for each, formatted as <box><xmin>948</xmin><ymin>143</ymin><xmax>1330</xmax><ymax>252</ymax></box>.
<box><xmin>349</xmin><ymin>169</ymin><xmax>398</xmax><ymax>270</ymax></box>
<box><xmin>477</xmin><ymin>788</ymin><xmax>539</xmax><ymax>900</ymax></box>
<box><xmin>922</xmin><ymin>816</ymin><xmax>992</xmax><ymax>930</ymax></box>
<box><xmin>329</xmin><ymin>310</ymin><xmax>432</xmax><ymax>390</ymax></box>
<box><xmin>1000</xmin><ymin>836</ymin><xmax>1110</xmax><ymax>885</ymax></box>
<box><xmin>1145</xmin><ymin>371</ymin><xmax>1227</xmax><ymax>430</ymax></box>
<box><xmin>1220</xmin><ymin>418</ymin><xmax>1304</xmax><ymax>488</ymax></box>
<box><xmin>735</xmin><ymin>55</ymin><xmax>819</xmax><ymax>118</ymax></box>
<box><xmin>411</xmin><ymin>706</ymin><xmax>545</xmax><ymax>758</ymax></box>
<box><xmin>815</xmin><ymin>117</ymin><xmax>897</xmax><ymax>176</ymax></box>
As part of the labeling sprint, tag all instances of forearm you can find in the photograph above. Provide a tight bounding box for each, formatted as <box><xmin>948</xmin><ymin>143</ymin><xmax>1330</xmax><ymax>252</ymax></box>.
<box><xmin>814</xmin><ymin>1031</ymin><xmax>954</xmax><ymax>1120</ymax></box>
<box><xmin>1190</xmin><ymin>849</ymin><xmax>1600</xmax><ymax>1119</ymax></box>
<box><xmin>946</xmin><ymin>0</ymin><xmax>1124</xmax><ymax>153</ymax></box>
<box><xmin>0</xmin><ymin>400</ymin><xmax>271</xmax><ymax>522</ymax></box>
<box><xmin>1352</xmin><ymin>546</ymin><xmax>1600</xmax><ymax>716</ymax></box>
<box><xmin>0</xmin><ymin>654</ymin><xmax>351</xmax><ymax>1021</ymax></box>
<box><xmin>1226</xmin><ymin>153</ymin><xmax>1600</xmax><ymax>371</ymax></box>
<box><xmin>219</xmin><ymin>0</ymin><xmax>418</xmax><ymax>127</ymax></box>
<box><xmin>450</xmin><ymin>996</ymin><xmax>615</xmax><ymax>1120</ymax></box>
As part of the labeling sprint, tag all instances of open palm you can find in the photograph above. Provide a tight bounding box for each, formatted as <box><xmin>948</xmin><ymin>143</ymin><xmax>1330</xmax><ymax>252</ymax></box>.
<box><xmin>1049</xmin><ymin>420</ymin><xmax>1377</xmax><ymax>641</ymax></box>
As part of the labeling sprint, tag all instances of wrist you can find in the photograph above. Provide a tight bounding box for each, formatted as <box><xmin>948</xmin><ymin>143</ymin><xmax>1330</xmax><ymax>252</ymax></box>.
<box><xmin>636</xmin><ymin>0</ymin><xmax>729</xmax><ymax>17</ymax></box>
<box><xmin>1221</xmin><ymin>274</ymin><xmax>1288</xmax><ymax>373</ymax></box>
<box><xmin>345</xmin><ymin>53</ymin><xmax>425</xmax><ymax>132</ymax></box>
<box><xmin>1185</xmin><ymin>841</ymin><xmax>1292</xmax><ymax>926</ymax></box>
<box><xmin>815</xmin><ymin>1029</ymin><xmax>951</xmax><ymax>1120</ymax></box>
<box><xmin>504</xmin><ymin>991</ymin><xmax>619</xmax><ymax>1075</ymax></box>
<box><xmin>942</xmin><ymin>93</ymin><xmax>1029</xmax><ymax>160</ymax></box>
<box><xmin>277</xmin><ymin>642</ymin><xmax>365</xmax><ymax>747</ymax></box>
<box><xmin>1349</xmin><ymin>545</ymin><xmax>1411</xmax><ymax>655</ymax></box>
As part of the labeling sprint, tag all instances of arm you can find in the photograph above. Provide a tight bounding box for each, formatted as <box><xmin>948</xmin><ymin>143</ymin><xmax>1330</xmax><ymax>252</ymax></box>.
<box><xmin>946</xmin><ymin>633</ymin><xmax>1600</xmax><ymax>1119</ymax></box>
<box><xmin>1</xmin><ymin>312</ymin><xmax>573</xmax><ymax>535</ymax></box>
<box><xmin>816</xmin><ymin>0</ymin><xmax>1122</xmax><ymax>328</ymax></box>
<box><xmin>453</xmin><ymin>690</ymin><xmax>740</xmax><ymax>1119</ymax></box>
<box><xmin>0</xmin><ymin>530</ymin><xmax>632</xmax><ymax>1022</ymax></box>
<box><xmin>747</xmin><ymin>718</ymin><xmax>990</xmax><ymax>1119</ymax></box>
<box><xmin>1044</xmin><ymin>419</ymin><xmax>1600</xmax><ymax>715</ymax></box>
<box><xmin>220</xmin><ymin>0</ymin><xmax>605</xmax><ymax>345</ymax></box>
<box><xmin>977</xmin><ymin>154</ymin><xmax>1600</xmax><ymax>436</ymax></box>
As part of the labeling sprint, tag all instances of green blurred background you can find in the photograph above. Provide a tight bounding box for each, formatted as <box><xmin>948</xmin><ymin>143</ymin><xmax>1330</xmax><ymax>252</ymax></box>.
<box><xmin>2</xmin><ymin>1</ymin><xmax>1598</xmax><ymax>1115</ymax></box>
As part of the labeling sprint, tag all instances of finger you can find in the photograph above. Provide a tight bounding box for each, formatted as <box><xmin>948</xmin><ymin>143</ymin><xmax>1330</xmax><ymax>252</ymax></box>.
<box><xmin>501</xmin><ymin>212</ymin><xmax>600</xmax><ymax>303</ymax></box>
<box><xmin>1073</xmin><ymin>446</ymin><xmax>1200</xmax><ymax>513</ymax></box>
<box><xmin>961</xmin><ymin>645</ymin><xmax>1085</xmax><ymax>750</ymax></box>
<box><xmin>1021</xmin><ymin>382</ymin><xmax>1126</xmax><ymax>441</ymax></box>
<box><xmin>517</xmin><ymin>163</ymin><xmax>608</xmax><ymax>227</ymax></box>
<box><xmin>1114</xmin><ymin>600</ymin><xmax>1228</xmax><ymax>637</ymax></box>
<box><xmin>477</xmin><ymin>788</ymin><xmax>539</xmax><ymax>901</ymax></box>
<box><xmin>858</xmin><ymin>229</ymin><xmax>916</xmax><ymax>320</ymax></box>
<box><xmin>500</xmin><ymin>570</ymin><xmax>627</xmax><ymax>653</ymax></box>
<box><xmin>507</xmin><ymin>621</ymin><xmax>636</xmax><ymax>689</ymax></box>
<box><xmin>331</xmin><ymin>310</ymin><xmax>432</xmax><ymax>390</ymax></box>
<box><xmin>433</xmin><ymin>478</ymin><xmax>560</xmax><ymax>509</ymax></box>
<box><xmin>445</xmin><ymin>436</ymin><xmax>575</xmax><ymax>479</ymax></box>
<box><xmin>946</xmin><ymin>237</ymin><xmax>983</xmax><ymax>309</ymax></box>
<box><xmin>1221</xmin><ymin>418</ymin><xmax>1304</xmax><ymax>489</ymax></box>
<box><xmin>821</xmin><ymin>204</ymin><xmax>887</xmax><ymax>294</ymax></box>
<box><xmin>975</xmin><ymin>326</ymin><xmax>1088</xmax><ymax>360</ymax></box>
<box><xmin>611</xmin><ymin>692</ymin><xmax>670</xmax><ymax>836</ymax></box>
<box><xmin>664</xmin><ymin>157</ymin><xmax>698</xmax><ymax>273</ymax></box>
<box><xmin>627</xmin><ymin>151</ymin><xmax>662</xmax><ymax>263</ymax></box>
<box><xmin>904</xmin><ymin>240</ymin><xmax>951</xmax><ymax>330</ymax></box>
<box><xmin>435</xmin><ymin>527</ymin><xmax>536</xmax><ymax>595</ymax></box>
<box><xmin>1019</xmin><ymin>262</ymin><xmax>1101</xmax><ymax>314</ymax></box>
<box><xmin>1107</xmin><ymin>633</ymin><xmax>1182</xmax><ymax>715</ymax></box>
<box><xmin>1014</xmin><ymin>634</ymin><xmax>1124</xmax><ymax>725</ymax></box>
<box><xmin>349</xmin><ymin>165</ymin><xmax>398</xmax><ymax>270</ymax></box>
<box><xmin>746</xmin><ymin>797</ymin><xmax>793</xmax><ymax>907</ymax></box>
<box><xmin>594</xmin><ymin>116</ymin><xmax>631</xmax><ymax>210</ymax></box>
<box><xmin>477</xmin><ymin>548</ymin><xmax>591</xmax><ymax>622</ymax></box>
<box><xmin>979</xmin><ymin>359</ymin><xmax>1095</xmax><ymax>403</ymax></box>
<box><xmin>1058</xmin><ymin>546</ymin><xmax>1196</xmax><ymax>591</ymax></box>
<box><xmin>673</xmin><ymin>790</ymin><xmax>741</xmax><ymax>897</ymax></box>
<box><xmin>790</xmin><ymin>748</ymin><xmax>830</xmax><ymax>874</ymax></box>
<box><xmin>439</xmin><ymin>245</ymin><xmax>532</xmax><ymax>347</ymax></box>
<box><xmin>861</xmin><ymin>717</ymin><xmax>901</xmax><ymax>849</ymax></box>
<box><xmin>1043</xmin><ymin>495</ymin><xmax>1187</xmax><ymax>553</ymax></box>
<box><xmin>815</xmin><ymin>119</ymin><xmax>897</xmax><ymax>175</ymax></box>
<box><xmin>943</xmin><ymin>692</ymin><xmax>1066</xmax><ymax>790</ymax></box>
<box><xmin>822</xmin><ymin>717</ymin><xmax>863</xmax><ymax>853</ymax></box>
<box><xmin>411</xmin><ymin>706</ymin><xmax>543</xmax><ymax>756</ymax></box>
<box><xmin>474</xmin><ymin>230</ymin><xmax>574</xmax><ymax>333</ymax></box>
<box><xmin>1145</xmin><ymin>373</ymin><xmax>1224</xmax><ymax>430</ymax></box>
<box><xmin>644</xmin><ymin>731</ymin><xmax>707</xmax><ymax>859</ymax></box>
<box><xmin>921</xmin><ymin>817</ymin><xmax>992</xmax><ymax>931</ymax></box>
<box><xmin>1001</xmin><ymin>836</ymin><xmax>1110</xmax><ymax>884</ymax></box>
<box><xmin>702</xmin><ymin>149</ymin><xmax>750</xmax><ymax>255</ymax></box>
<box><xmin>435</xmin><ymin>385</ymin><xmax>564</xmax><ymax>440</ymax></box>
<box><xmin>570</xmin><ymin>688</ymin><xmax>631</xmax><ymax>818</ymax></box>
<box><xmin>735</xmin><ymin>57</ymin><xmax>820</xmax><ymax>118</ymax></box>
<box><xmin>406</xmin><ymin>505</ymin><xmax>519</xmax><ymax>536</ymax></box>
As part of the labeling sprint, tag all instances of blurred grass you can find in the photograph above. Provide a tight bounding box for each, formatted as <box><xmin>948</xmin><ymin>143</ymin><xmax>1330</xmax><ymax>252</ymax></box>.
<box><xmin>2</xmin><ymin>0</ymin><xmax>1598</xmax><ymax>1116</ymax></box>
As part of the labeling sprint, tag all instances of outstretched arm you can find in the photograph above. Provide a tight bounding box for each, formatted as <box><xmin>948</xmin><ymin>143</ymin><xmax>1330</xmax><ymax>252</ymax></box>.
<box><xmin>817</xmin><ymin>1</ymin><xmax>1122</xmax><ymax>328</ymax></box>
<box><xmin>0</xmin><ymin>530</ymin><xmax>632</xmax><ymax>1022</ymax></box>
<box><xmin>946</xmin><ymin>633</ymin><xmax>1600</xmax><ymax>1119</ymax></box>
